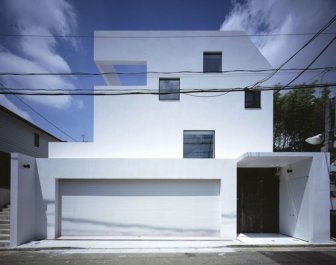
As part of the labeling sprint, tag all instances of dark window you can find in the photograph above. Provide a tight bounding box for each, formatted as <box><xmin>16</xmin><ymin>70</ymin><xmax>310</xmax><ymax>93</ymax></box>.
<box><xmin>34</xmin><ymin>133</ymin><xmax>40</xmax><ymax>147</ymax></box>
<box><xmin>245</xmin><ymin>90</ymin><xmax>261</xmax><ymax>108</ymax></box>
<box><xmin>159</xmin><ymin>78</ymin><xmax>180</xmax><ymax>100</ymax></box>
<box><xmin>183</xmin><ymin>131</ymin><xmax>215</xmax><ymax>158</ymax></box>
<box><xmin>203</xmin><ymin>52</ymin><xmax>222</xmax><ymax>73</ymax></box>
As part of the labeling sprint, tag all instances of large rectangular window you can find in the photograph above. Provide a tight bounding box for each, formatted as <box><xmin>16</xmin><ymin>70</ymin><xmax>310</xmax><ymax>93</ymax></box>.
<box><xmin>183</xmin><ymin>131</ymin><xmax>215</xmax><ymax>158</ymax></box>
<box><xmin>245</xmin><ymin>90</ymin><xmax>261</xmax><ymax>109</ymax></box>
<box><xmin>203</xmin><ymin>52</ymin><xmax>222</xmax><ymax>73</ymax></box>
<box><xmin>159</xmin><ymin>78</ymin><xmax>180</xmax><ymax>101</ymax></box>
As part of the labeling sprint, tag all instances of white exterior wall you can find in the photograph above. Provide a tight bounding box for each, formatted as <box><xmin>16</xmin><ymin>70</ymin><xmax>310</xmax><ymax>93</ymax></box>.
<box><xmin>279</xmin><ymin>158</ymin><xmax>312</xmax><ymax>241</ymax></box>
<box><xmin>35</xmin><ymin>158</ymin><xmax>236</xmax><ymax>240</ymax></box>
<box><xmin>279</xmin><ymin>154</ymin><xmax>330</xmax><ymax>243</ymax></box>
<box><xmin>10</xmin><ymin>153</ymin><xmax>37</xmax><ymax>247</ymax></box>
<box><xmin>238</xmin><ymin>152</ymin><xmax>330</xmax><ymax>243</ymax></box>
<box><xmin>49</xmin><ymin>31</ymin><xmax>273</xmax><ymax>159</ymax></box>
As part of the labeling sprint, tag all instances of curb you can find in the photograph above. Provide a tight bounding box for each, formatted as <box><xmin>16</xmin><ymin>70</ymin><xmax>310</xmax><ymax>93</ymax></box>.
<box><xmin>1</xmin><ymin>244</ymin><xmax>336</xmax><ymax>252</ymax></box>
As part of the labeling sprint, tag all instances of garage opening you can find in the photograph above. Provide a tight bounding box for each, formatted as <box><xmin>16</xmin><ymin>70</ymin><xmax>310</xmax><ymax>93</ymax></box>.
<box><xmin>57</xmin><ymin>179</ymin><xmax>221</xmax><ymax>238</ymax></box>
<box><xmin>237</xmin><ymin>168</ymin><xmax>279</xmax><ymax>233</ymax></box>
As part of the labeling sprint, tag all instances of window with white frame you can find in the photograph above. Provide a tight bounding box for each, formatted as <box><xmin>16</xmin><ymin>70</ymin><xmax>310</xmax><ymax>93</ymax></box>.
<box><xmin>183</xmin><ymin>131</ymin><xmax>215</xmax><ymax>158</ymax></box>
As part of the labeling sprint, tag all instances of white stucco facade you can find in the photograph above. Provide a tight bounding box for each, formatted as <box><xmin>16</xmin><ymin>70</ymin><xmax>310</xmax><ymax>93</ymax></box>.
<box><xmin>10</xmin><ymin>31</ymin><xmax>331</xmax><ymax>246</ymax></box>
<box><xmin>49</xmin><ymin>31</ymin><xmax>273</xmax><ymax>159</ymax></box>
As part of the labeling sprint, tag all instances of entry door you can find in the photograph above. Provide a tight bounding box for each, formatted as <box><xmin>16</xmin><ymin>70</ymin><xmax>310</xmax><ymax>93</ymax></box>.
<box><xmin>237</xmin><ymin>168</ymin><xmax>279</xmax><ymax>233</ymax></box>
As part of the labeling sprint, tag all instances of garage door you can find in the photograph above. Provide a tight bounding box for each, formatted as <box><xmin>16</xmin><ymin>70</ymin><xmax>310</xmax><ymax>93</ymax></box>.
<box><xmin>58</xmin><ymin>179</ymin><xmax>221</xmax><ymax>237</ymax></box>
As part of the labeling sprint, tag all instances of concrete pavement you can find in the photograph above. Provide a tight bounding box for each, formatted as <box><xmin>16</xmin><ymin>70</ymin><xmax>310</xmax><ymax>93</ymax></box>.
<box><xmin>1</xmin><ymin>247</ymin><xmax>336</xmax><ymax>265</ymax></box>
<box><xmin>9</xmin><ymin>234</ymin><xmax>335</xmax><ymax>253</ymax></box>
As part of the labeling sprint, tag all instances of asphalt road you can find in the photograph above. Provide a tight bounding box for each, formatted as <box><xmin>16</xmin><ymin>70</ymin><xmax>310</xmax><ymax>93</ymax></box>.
<box><xmin>1</xmin><ymin>247</ymin><xmax>336</xmax><ymax>265</ymax></box>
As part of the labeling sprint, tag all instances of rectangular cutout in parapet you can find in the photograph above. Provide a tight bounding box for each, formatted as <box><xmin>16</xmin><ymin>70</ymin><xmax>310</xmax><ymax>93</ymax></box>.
<box><xmin>114</xmin><ymin>64</ymin><xmax>147</xmax><ymax>86</ymax></box>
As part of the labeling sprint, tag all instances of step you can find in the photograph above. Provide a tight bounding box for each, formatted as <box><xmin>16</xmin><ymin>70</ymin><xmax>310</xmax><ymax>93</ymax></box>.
<box><xmin>0</xmin><ymin>229</ymin><xmax>9</xmax><ymax>234</ymax></box>
<box><xmin>0</xmin><ymin>214</ymin><xmax>10</xmax><ymax>220</ymax></box>
<box><xmin>0</xmin><ymin>235</ymin><xmax>9</xmax><ymax>240</ymax></box>
<box><xmin>0</xmin><ymin>214</ymin><xmax>10</xmax><ymax>218</ymax></box>
<box><xmin>0</xmin><ymin>220</ymin><xmax>9</xmax><ymax>225</ymax></box>
<box><xmin>1</xmin><ymin>209</ymin><xmax>10</xmax><ymax>213</ymax></box>
<box><xmin>0</xmin><ymin>224</ymin><xmax>10</xmax><ymax>229</ymax></box>
<box><xmin>0</xmin><ymin>240</ymin><xmax>10</xmax><ymax>248</ymax></box>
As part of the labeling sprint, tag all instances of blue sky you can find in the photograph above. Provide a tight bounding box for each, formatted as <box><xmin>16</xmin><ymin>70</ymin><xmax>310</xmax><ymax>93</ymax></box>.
<box><xmin>0</xmin><ymin>0</ymin><xmax>335</xmax><ymax>142</ymax></box>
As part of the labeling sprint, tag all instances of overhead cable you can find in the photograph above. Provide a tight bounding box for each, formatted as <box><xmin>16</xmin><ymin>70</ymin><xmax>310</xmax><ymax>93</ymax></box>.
<box><xmin>0</xmin><ymin>67</ymin><xmax>335</xmax><ymax>77</ymax></box>
<box><xmin>0</xmin><ymin>83</ymin><xmax>334</xmax><ymax>96</ymax></box>
<box><xmin>0</xmin><ymin>32</ymin><xmax>335</xmax><ymax>39</ymax></box>
<box><xmin>0</xmin><ymin>81</ymin><xmax>78</xmax><ymax>142</ymax></box>
<box><xmin>248</xmin><ymin>15</ymin><xmax>336</xmax><ymax>88</ymax></box>
<box><xmin>282</xmin><ymin>35</ymin><xmax>336</xmax><ymax>89</ymax></box>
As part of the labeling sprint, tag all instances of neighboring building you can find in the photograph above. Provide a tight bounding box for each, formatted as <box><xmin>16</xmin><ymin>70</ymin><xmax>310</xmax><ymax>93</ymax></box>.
<box><xmin>0</xmin><ymin>105</ymin><xmax>61</xmax><ymax>208</ymax></box>
<box><xmin>10</xmin><ymin>31</ymin><xmax>330</xmax><ymax>246</ymax></box>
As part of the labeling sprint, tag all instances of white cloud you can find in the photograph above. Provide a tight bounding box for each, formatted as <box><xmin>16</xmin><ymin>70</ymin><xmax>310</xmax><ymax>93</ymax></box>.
<box><xmin>0</xmin><ymin>95</ymin><xmax>31</xmax><ymax>121</ymax></box>
<box><xmin>0</xmin><ymin>0</ymin><xmax>79</xmax><ymax>109</ymax></box>
<box><xmin>75</xmin><ymin>99</ymin><xmax>85</xmax><ymax>110</ymax></box>
<box><xmin>221</xmin><ymin>0</ymin><xmax>336</xmax><ymax>85</ymax></box>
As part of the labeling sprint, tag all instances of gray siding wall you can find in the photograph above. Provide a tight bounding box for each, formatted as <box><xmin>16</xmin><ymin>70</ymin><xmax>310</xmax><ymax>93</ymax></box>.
<box><xmin>0</xmin><ymin>110</ymin><xmax>59</xmax><ymax>158</ymax></box>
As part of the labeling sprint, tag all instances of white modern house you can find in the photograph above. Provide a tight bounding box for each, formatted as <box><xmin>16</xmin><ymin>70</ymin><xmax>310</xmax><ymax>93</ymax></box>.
<box><xmin>10</xmin><ymin>31</ymin><xmax>330</xmax><ymax>246</ymax></box>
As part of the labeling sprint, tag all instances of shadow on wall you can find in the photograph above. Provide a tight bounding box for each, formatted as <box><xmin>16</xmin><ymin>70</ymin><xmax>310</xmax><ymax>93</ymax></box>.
<box><xmin>280</xmin><ymin>157</ymin><xmax>312</xmax><ymax>240</ymax></box>
<box><xmin>60</xmin><ymin>216</ymin><xmax>218</xmax><ymax>237</ymax></box>
<box><xmin>34</xmin><ymin>167</ymin><xmax>47</xmax><ymax>240</ymax></box>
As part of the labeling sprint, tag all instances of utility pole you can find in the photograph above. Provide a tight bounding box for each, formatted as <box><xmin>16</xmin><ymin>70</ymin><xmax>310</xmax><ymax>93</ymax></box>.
<box><xmin>322</xmin><ymin>97</ymin><xmax>335</xmax><ymax>152</ymax></box>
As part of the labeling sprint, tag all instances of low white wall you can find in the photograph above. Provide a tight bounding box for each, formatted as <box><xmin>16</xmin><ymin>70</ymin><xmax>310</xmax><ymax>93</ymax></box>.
<box><xmin>279</xmin><ymin>158</ymin><xmax>312</xmax><ymax>241</ymax></box>
<box><xmin>10</xmin><ymin>153</ymin><xmax>37</xmax><ymax>247</ymax></box>
<box><xmin>278</xmin><ymin>153</ymin><xmax>330</xmax><ymax>243</ymax></box>
<box><xmin>35</xmin><ymin>158</ymin><xmax>237</xmax><ymax>240</ymax></box>
<box><xmin>0</xmin><ymin>188</ymin><xmax>10</xmax><ymax>209</ymax></box>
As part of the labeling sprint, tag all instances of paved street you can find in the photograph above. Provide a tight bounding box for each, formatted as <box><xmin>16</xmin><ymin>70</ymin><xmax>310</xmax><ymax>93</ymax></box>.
<box><xmin>1</xmin><ymin>247</ymin><xmax>336</xmax><ymax>265</ymax></box>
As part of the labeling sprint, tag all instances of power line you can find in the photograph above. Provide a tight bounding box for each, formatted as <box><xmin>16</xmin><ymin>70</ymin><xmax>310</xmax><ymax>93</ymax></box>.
<box><xmin>184</xmin><ymin>92</ymin><xmax>230</xmax><ymax>98</ymax></box>
<box><xmin>0</xmin><ymin>32</ymin><xmax>335</xmax><ymax>39</ymax></box>
<box><xmin>0</xmin><ymin>67</ymin><xmax>335</xmax><ymax>77</ymax></box>
<box><xmin>283</xmin><ymin>35</ymin><xmax>336</xmax><ymax>89</ymax></box>
<box><xmin>0</xmin><ymin>83</ymin><xmax>335</xmax><ymax>96</ymax></box>
<box><xmin>248</xmin><ymin>15</ymin><xmax>336</xmax><ymax>88</ymax></box>
<box><xmin>0</xmin><ymin>81</ymin><xmax>78</xmax><ymax>142</ymax></box>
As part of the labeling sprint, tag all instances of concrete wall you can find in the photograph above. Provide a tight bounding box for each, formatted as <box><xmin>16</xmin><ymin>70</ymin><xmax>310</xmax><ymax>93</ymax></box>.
<box><xmin>279</xmin><ymin>153</ymin><xmax>330</xmax><ymax>243</ymax></box>
<box><xmin>10</xmin><ymin>153</ymin><xmax>37</xmax><ymax>247</ymax></box>
<box><xmin>0</xmin><ymin>108</ymin><xmax>59</xmax><ymax>158</ymax></box>
<box><xmin>279</xmin><ymin>158</ymin><xmax>312</xmax><ymax>241</ymax></box>
<box><xmin>35</xmin><ymin>158</ymin><xmax>237</xmax><ymax>240</ymax></box>
<box><xmin>49</xmin><ymin>31</ymin><xmax>273</xmax><ymax>159</ymax></box>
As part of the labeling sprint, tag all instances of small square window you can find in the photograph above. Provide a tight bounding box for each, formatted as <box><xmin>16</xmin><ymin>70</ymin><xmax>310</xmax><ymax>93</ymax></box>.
<box><xmin>159</xmin><ymin>78</ymin><xmax>180</xmax><ymax>100</ymax></box>
<box><xmin>203</xmin><ymin>52</ymin><xmax>222</xmax><ymax>73</ymax></box>
<box><xmin>245</xmin><ymin>90</ymin><xmax>261</xmax><ymax>108</ymax></box>
<box><xmin>183</xmin><ymin>131</ymin><xmax>215</xmax><ymax>158</ymax></box>
<box><xmin>34</xmin><ymin>133</ymin><xmax>40</xmax><ymax>147</ymax></box>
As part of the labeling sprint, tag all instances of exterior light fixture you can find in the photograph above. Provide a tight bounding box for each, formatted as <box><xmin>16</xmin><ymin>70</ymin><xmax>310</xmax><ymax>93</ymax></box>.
<box><xmin>305</xmin><ymin>134</ymin><xmax>323</xmax><ymax>145</ymax></box>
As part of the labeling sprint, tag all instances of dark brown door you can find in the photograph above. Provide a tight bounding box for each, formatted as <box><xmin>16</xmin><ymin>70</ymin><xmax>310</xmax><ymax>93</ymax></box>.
<box><xmin>237</xmin><ymin>168</ymin><xmax>279</xmax><ymax>233</ymax></box>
